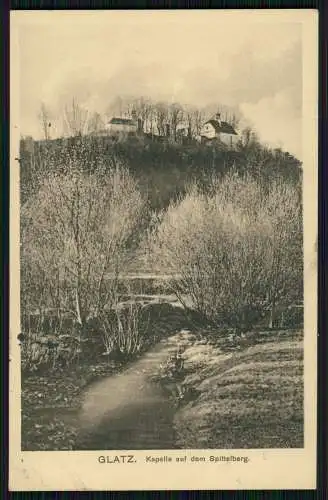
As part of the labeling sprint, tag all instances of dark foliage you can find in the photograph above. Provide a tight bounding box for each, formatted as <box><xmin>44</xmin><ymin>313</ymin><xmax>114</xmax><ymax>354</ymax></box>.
<box><xmin>20</xmin><ymin>135</ymin><xmax>302</xmax><ymax>210</ymax></box>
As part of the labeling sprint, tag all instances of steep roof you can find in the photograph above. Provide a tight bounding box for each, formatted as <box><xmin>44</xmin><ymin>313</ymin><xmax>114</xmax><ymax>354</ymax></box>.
<box><xmin>205</xmin><ymin>119</ymin><xmax>238</xmax><ymax>135</ymax></box>
<box><xmin>109</xmin><ymin>117</ymin><xmax>137</xmax><ymax>126</ymax></box>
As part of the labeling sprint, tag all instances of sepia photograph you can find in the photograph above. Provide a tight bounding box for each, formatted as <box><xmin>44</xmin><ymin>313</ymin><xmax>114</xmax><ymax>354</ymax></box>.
<box><xmin>10</xmin><ymin>9</ymin><xmax>318</xmax><ymax>491</ymax></box>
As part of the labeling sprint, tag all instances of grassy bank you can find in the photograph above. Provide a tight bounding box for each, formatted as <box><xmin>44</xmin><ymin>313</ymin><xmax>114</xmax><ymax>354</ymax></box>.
<box><xmin>157</xmin><ymin>328</ymin><xmax>303</xmax><ymax>449</ymax></box>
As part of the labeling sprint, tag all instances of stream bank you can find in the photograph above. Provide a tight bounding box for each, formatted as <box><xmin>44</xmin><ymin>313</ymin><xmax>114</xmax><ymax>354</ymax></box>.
<box><xmin>21</xmin><ymin>301</ymin><xmax>188</xmax><ymax>451</ymax></box>
<box><xmin>22</xmin><ymin>321</ymin><xmax>303</xmax><ymax>451</ymax></box>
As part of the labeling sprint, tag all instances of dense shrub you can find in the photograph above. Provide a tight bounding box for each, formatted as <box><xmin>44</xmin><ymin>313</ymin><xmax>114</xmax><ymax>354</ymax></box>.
<box><xmin>21</xmin><ymin>161</ymin><xmax>145</xmax><ymax>346</ymax></box>
<box><xmin>148</xmin><ymin>171</ymin><xmax>303</xmax><ymax>331</ymax></box>
<box><xmin>101</xmin><ymin>303</ymin><xmax>147</xmax><ymax>359</ymax></box>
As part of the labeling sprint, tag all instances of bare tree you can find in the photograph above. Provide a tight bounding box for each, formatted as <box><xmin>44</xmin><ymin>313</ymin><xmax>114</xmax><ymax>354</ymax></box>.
<box><xmin>133</xmin><ymin>96</ymin><xmax>153</xmax><ymax>132</ymax></box>
<box><xmin>38</xmin><ymin>103</ymin><xmax>52</xmax><ymax>140</ymax></box>
<box><xmin>63</xmin><ymin>98</ymin><xmax>90</xmax><ymax>137</ymax></box>
<box><xmin>155</xmin><ymin>101</ymin><xmax>169</xmax><ymax>136</ymax></box>
<box><xmin>184</xmin><ymin>106</ymin><xmax>194</xmax><ymax>139</ymax></box>
<box><xmin>230</xmin><ymin>112</ymin><xmax>240</xmax><ymax>129</ymax></box>
<box><xmin>21</xmin><ymin>163</ymin><xmax>144</xmax><ymax>332</ymax></box>
<box><xmin>193</xmin><ymin>108</ymin><xmax>205</xmax><ymax>137</ymax></box>
<box><xmin>122</xmin><ymin>97</ymin><xmax>136</xmax><ymax>118</ymax></box>
<box><xmin>240</xmin><ymin>126</ymin><xmax>259</xmax><ymax>147</ymax></box>
<box><xmin>87</xmin><ymin>112</ymin><xmax>105</xmax><ymax>135</ymax></box>
<box><xmin>147</xmin><ymin>102</ymin><xmax>156</xmax><ymax>135</ymax></box>
<box><xmin>184</xmin><ymin>105</ymin><xmax>204</xmax><ymax>139</ymax></box>
<box><xmin>169</xmin><ymin>103</ymin><xmax>184</xmax><ymax>141</ymax></box>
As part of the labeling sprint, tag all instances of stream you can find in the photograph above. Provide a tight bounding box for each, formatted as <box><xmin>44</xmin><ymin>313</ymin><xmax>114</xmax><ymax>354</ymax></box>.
<box><xmin>74</xmin><ymin>336</ymin><xmax>182</xmax><ymax>450</ymax></box>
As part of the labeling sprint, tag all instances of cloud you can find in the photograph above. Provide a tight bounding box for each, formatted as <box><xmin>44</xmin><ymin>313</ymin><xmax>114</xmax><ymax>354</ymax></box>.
<box><xmin>240</xmin><ymin>86</ymin><xmax>302</xmax><ymax>159</ymax></box>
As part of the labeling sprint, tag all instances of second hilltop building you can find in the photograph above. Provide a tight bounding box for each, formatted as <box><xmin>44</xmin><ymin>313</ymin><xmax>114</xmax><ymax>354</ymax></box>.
<box><xmin>200</xmin><ymin>113</ymin><xmax>239</xmax><ymax>148</ymax></box>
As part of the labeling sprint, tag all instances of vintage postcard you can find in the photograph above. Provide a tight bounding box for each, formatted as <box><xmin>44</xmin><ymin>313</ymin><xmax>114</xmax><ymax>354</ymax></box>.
<box><xmin>9</xmin><ymin>9</ymin><xmax>318</xmax><ymax>491</ymax></box>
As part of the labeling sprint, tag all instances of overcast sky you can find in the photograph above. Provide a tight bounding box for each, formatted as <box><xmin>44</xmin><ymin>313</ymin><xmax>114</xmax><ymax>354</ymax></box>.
<box><xmin>15</xmin><ymin>11</ymin><xmax>303</xmax><ymax>158</ymax></box>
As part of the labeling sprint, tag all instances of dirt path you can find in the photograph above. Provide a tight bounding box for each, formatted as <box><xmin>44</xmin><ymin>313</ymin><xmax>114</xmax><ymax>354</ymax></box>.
<box><xmin>74</xmin><ymin>336</ymin><xmax>182</xmax><ymax>450</ymax></box>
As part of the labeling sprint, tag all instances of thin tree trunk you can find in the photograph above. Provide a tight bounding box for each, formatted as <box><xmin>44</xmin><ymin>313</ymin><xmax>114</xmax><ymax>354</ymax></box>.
<box><xmin>75</xmin><ymin>287</ymin><xmax>83</xmax><ymax>327</ymax></box>
<box><xmin>269</xmin><ymin>300</ymin><xmax>275</xmax><ymax>329</ymax></box>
